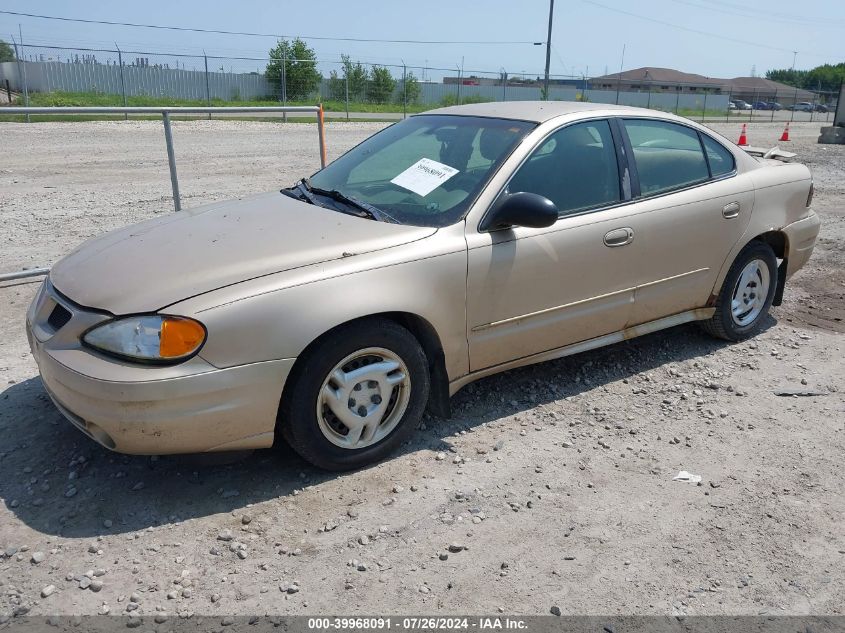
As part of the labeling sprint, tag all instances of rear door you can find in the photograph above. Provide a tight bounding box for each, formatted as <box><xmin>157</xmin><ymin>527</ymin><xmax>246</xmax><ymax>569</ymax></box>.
<box><xmin>617</xmin><ymin>118</ymin><xmax>755</xmax><ymax>325</ymax></box>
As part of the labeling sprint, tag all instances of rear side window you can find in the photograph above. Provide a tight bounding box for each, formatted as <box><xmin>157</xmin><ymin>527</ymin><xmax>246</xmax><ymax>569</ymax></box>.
<box><xmin>623</xmin><ymin>119</ymin><xmax>709</xmax><ymax>196</ymax></box>
<box><xmin>508</xmin><ymin>120</ymin><xmax>621</xmax><ymax>215</ymax></box>
<box><xmin>701</xmin><ymin>134</ymin><xmax>735</xmax><ymax>177</ymax></box>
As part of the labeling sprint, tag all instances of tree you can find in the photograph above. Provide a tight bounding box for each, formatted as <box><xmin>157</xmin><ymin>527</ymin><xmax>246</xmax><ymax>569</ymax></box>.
<box><xmin>367</xmin><ymin>65</ymin><xmax>396</xmax><ymax>104</ymax></box>
<box><xmin>765</xmin><ymin>68</ymin><xmax>808</xmax><ymax>89</ymax></box>
<box><xmin>328</xmin><ymin>55</ymin><xmax>369</xmax><ymax>102</ymax></box>
<box><xmin>327</xmin><ymin>70</ymin><xmax>344</xmax><ymax>101</ymax></box>
<box><xmin>397</xmin><ymin>71</ymin><xmax>421</xmax><ymax>104</ymax></box>
<box><xmin>345</xmin><ymin>56</ymin><xmax>369</xmax><ymax>101</ymax></box>
<box><xmin>0</xmin><ymin>39</ymin><xmax>15</xmax><ymax>63</ymax></box>
<box><xmin>265</xmin><ymin>38</ymin><xmax>321</xmax><ymax>101</ymax></box>
<box><xmin>766</xmin><ymin>63</ymin><xmax>845</xmax><ymax>92</ymax></box>
<box><xmin>805</xmin><ymin>63</ymin><xmax>845</xmax><ymax>92</ymax></box>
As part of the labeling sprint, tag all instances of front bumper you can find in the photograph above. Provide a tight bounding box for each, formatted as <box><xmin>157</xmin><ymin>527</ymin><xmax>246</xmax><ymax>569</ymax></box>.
<box><xmin>783</xmin><ymin>210</ymin><xmax>821</xmax><ymax>278</ymax></box>
<box><xmin>26</xmin><ymin>280</ymin><xmax>294</xmax><ymax>454</ymax></box>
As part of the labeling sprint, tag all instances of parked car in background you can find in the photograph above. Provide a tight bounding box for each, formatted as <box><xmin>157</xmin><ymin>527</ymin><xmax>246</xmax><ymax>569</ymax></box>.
<box><xmin>766</xmin><ymin>102</ymin><xmax>783</xmax><ymax>111</ymax></box>
<box><xmin>27</xmin><ymin>102</ymin><xmax>820</xmax><ymax>470</ymax></box>
<box><xmin>728</xmin><ymin>101</ymin><xmax>737</xmax><ymax>110</ymax></box>
<box><xmin>814</xmin><ymin>104</ymin><xmax>828</xmax><ymax>113</ymax></box>
<box><xmin>731</xmin><ymin>99</ymin><xmax>753</xmax><ymax>110</ymax></box>
<box><xmin>790</xmin><ymin>102</ymin><xmax>814</xmax><ymax>112</ymax></box>
<box><xmin>753</xmin><ymin>101</ymin><xmax>771</xmax><ymax>110</ymax></box>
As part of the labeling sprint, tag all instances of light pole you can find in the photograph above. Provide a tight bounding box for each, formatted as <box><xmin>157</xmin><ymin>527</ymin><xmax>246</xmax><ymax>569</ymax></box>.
<box><xmin>543</xmin><ymin>0</ymin><xmax>555</xmax><ymax>100</ymax></box>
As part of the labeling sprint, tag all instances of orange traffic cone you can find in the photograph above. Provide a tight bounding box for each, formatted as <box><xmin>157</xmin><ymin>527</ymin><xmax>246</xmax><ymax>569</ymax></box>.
<box><xmin>779</xmin><ymin>122</ymin><xmax>790</xmax><ymax>142</ymax></box>
<box><xmin>737</xmin><ymin>123</ymin><xmax>748</xmax><ymax>146</ymax></box>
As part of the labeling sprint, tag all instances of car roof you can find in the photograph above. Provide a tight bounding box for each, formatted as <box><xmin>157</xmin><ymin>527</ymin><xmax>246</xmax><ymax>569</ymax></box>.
<box><xmin>418</xmin><ymin>100</ymin><xmax>679</xmax><ymax>123</ymax></box>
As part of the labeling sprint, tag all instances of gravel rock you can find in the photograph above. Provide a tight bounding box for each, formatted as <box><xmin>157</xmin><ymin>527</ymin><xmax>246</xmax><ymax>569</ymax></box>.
<box><xmin>41</xmin><ymin>585</ymin><xmax>56</xmax><ymax>598</ymax></box>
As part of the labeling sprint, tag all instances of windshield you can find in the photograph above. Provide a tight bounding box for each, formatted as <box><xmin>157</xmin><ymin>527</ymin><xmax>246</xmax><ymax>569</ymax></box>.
<box><xmin>305</xmin><ymin>115</ymin><xmax>535</xmax><ymax>227</ymax></box>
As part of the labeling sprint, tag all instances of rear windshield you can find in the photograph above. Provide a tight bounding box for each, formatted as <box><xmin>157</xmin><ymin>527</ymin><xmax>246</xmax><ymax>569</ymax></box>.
<box><xmin>308</xmin><ymin>115</ymin><xmax>535</xmax><ymax>227</ymax></box>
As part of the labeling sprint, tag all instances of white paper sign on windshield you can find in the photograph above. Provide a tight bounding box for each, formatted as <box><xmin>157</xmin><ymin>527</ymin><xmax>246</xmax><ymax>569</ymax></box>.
<box><xmin>390</xmin><ymin>158</ymin><xmax>459</xmax><ymax>197</ymax></box>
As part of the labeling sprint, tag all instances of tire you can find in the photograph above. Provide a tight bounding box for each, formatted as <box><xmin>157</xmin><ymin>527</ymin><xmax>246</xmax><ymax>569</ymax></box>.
<box><xmin>700</xmin><ymin>241</ymin><xmax>778</xmax><ymax>341</ymax></box>
<box><xmin>278</xmin><ymin>318</ymin><xmax>430</xmax><ymax>471</ymax></box>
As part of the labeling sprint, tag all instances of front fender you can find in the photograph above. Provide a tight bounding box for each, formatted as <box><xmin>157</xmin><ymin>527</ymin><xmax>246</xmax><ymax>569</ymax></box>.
<box><xmin>168</xmin><ymin>225</ymin><xmax>470</xmax><ymax>382</ymax></box>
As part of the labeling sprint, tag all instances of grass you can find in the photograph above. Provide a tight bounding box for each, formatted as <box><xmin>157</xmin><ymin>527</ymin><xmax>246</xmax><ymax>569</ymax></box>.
<box><xmin>8</xmin><ymin>91</ymin><xmax>731</xmax><ymax>122</ymax></box>
<box><xmin>18</xmin><ymin>91</ymin><xmax>430</xmax><ymax>113</ymax></box>
<box><xmin>676</xmin><ymin>108</ymin><xmax>731</xmax><ymax>119</ymax></box>
<box><xmin>0</xmin><ymin>91</ymin><xmax>425</xmax><ymax>122</ymax></box>
<box><xmin>0</xmin><ymin>114</ymin><xmax>400</xmax><ymax>123</ymax></box>
<box><xmin>12</xmin><ymin>90</ymin><xmax>495</xmax><ymax>114</ymax></box>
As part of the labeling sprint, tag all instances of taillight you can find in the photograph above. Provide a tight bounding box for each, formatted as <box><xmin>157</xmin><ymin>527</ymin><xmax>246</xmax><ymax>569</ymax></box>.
<box><xmin>806</xmin><ymin>182</ymin><xmax>814</xmax><ymax>207</ymax></box>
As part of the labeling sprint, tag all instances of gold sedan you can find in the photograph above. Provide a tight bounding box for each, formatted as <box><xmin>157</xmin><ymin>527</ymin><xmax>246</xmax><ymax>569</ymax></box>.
<box><xmin>27</xmin><ymin>102</ymin><xmax>819</xmax><ymax>469</ymax></box>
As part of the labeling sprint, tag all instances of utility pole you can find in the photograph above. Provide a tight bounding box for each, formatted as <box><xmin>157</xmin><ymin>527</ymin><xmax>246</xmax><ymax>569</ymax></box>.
<box><xmin>281</xmin><ymin>44</ymin><xmax>288</xmax><ymax>122</ymax></box>
<box><xmin>615</xmin><ymin>43</ymin><xmax>626</xmax><ymax>105</ymax></box>
<box><xmin>203</xmin><ymin>51</ymin><xmax>211</xmax><ymax>120</ymax></box>
<box><xmin>791</xmin><ymin>51</ymin><xmax>797</xmax><ymax>71</ymax></box>
<box><xmin>13</xmin><ymin>27</ymin><xmax>29</xmax><ymax>122</ymax></box>
<box><xmin>543</xmin><ymin>0</ymin><xmax>555</xmax><ymax>100</ymax></box>
<box><xmin>402</xmin><ymin>60</ymin><xmax>407</xmax><ymax>120</ymax></box>
<box><xmin>116</xmin><ymin>43</ymin><xmax>127</xmax><ymax>120</ymax></box>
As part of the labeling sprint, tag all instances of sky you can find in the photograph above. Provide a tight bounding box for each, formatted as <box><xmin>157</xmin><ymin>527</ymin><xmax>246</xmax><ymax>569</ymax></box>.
<box><xmin>1</xmin><ymin>0</ymin><xmax>843</xmax><ymax>80</ymax></box>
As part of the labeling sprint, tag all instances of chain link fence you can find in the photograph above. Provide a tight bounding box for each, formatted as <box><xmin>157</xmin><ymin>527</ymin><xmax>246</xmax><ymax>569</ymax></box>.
<box><xmin>0</xmin><ymin>43</ymin><xmax>837</xmax><ymax>123</ymax></box>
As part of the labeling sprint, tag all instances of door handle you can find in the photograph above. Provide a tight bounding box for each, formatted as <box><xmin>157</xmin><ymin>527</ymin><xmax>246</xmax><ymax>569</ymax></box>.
<box><xmin>722</xmin><ymin>202</ymin><xmax>741</xmax><ymax>218</ymax></box>
<box><xmin>603</xmin><ymin>227</ymin><xmax>634</xmax><ymax>247</ymax></box>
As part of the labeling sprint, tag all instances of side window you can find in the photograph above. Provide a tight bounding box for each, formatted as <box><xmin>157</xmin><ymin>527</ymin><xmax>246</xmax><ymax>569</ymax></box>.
<box><xmin>623</xmin><ymin>119</ymin><xmax>709</xmax><ymax>196</ymax></box>
<box><xmin>701</xmin><ymin>134</ymin><xmax>735</xmax><ymax>177</ymax></box>
<box><xmin>508</xmin><ymin>120</ymin><xmax>620</xmax><ymax>215</ymax></box>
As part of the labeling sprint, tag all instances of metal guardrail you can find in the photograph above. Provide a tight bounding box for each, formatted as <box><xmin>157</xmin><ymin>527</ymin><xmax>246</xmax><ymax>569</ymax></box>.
<box><xmin>0</xmin><ymin>105</ymin><xmax>328</xmax><ymax>282</ymax></box>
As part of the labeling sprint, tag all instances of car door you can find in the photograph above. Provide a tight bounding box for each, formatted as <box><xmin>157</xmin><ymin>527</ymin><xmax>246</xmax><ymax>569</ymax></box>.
<box><xmin>465</xmin><ymin>118</ymin><xmax>644</xmax><ymax>372</ymax></box>
<box><xmin>617</xmin><ymin>118</ymin><xmax>755</xmax><ymax>326</ymax></box>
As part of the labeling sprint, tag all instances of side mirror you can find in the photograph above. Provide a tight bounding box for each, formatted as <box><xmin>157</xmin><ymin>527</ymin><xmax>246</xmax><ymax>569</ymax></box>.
<box><xmin>480</xmin><ymin>192</ymin><xmax>559</xmax><ymax>232</ymax></box>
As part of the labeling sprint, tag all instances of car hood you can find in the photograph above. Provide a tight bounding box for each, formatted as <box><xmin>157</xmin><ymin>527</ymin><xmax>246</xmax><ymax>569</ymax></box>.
<box><xmin>50</xmin><ymin>192</ymin><xmax>436</xmax><ymax>314</ymax></box>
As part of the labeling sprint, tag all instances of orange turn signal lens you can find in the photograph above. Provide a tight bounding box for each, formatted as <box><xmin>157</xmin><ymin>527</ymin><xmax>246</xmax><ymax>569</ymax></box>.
<box><xmin>159</xmin><ymin>317</ymin><xmax>206</xmax><ymax>358</ymax></box>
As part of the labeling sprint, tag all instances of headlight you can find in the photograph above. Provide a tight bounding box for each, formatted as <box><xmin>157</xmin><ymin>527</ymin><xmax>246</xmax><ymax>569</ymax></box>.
<box><xmin>82</xmin><ymin>315</ymin><xmax>206</xmax><ymax>363</ymax></box>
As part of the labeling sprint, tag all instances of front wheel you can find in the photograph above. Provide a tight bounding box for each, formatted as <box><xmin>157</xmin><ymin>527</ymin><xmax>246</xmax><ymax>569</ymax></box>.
<box><xmin>700</xmin><ymin>241</ymin><xmax>778</xmax><ymax>341</ymax></box>
<box><xmin>278</xmin><ymin>319</ymin><xmax>430</xmax><ymax>470</ymax></box>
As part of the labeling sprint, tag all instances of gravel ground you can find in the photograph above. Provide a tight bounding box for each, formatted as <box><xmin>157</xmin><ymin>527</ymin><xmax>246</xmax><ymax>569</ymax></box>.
<box><xmin>0</xmin><ymin>119</ymin><xmax>843</xmax><ymax>619</ymax></box>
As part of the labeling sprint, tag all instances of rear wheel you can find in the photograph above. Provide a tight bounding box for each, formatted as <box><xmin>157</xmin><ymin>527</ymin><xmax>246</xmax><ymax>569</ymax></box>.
<box><xmin>279</xmin><ymin>319</ymin><xmax>429</xmax><ymax>470</ymax></box>
<box><xmin>701</xmin><ymin>241</ymin><xmax>777</xmax><ymax>341</ymax></box>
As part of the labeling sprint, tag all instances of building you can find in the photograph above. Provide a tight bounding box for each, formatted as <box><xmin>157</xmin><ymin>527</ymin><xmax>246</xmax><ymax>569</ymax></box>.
<box><xmin>587</xmin><ymin>67</ymin><xmax>822</xmax><ymax>107</ymax></box>
<box><xmin>589</xmin><ymin>67</ymin><xmax>725</xmax><ymax>94</ymax></box>
<box><xmin>721</xmin><ymin>77</ymin><xmax>815</xmax><ymax>105</ymax></box>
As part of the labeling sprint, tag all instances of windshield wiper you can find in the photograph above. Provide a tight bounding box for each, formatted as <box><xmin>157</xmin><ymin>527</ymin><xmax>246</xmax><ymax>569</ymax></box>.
<box><xmin>300</xmin><ymin>178</ymin><xmax>399</xmax><ymax>223</ymax></box>
<box><xmin>280</xmin><ymin>181</ymin><xmax>319</xmax><ymax>205</ymax></box>
<box><xmin>280</xmin><ymin>187</ymin><xmax>306</xmax><ymax>202</ymax></box>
